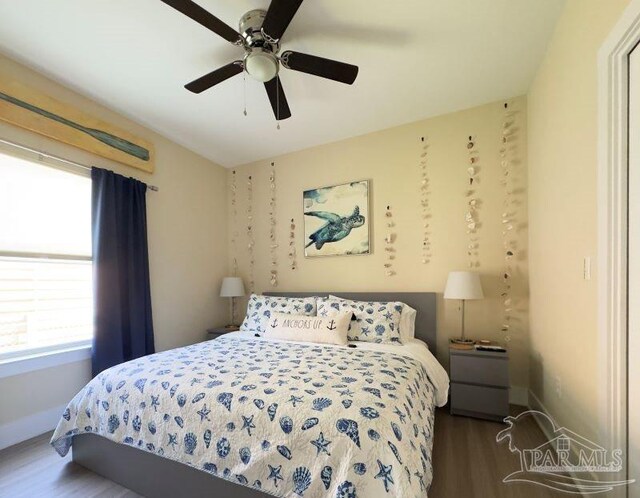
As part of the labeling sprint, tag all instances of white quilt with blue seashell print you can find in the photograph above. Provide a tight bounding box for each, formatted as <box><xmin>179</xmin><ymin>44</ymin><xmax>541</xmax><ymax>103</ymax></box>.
<box><xmin>51</xmin><ymin>333</ymin><xmax>447</xmax><ymax>498</ymax></box>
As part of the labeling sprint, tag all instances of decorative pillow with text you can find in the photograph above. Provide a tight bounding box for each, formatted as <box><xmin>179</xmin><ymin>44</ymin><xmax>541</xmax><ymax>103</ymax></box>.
<box><xmin>262</xmin><ymin>311</ymin><xmax>351</xmax><ymax>346</ymax></box>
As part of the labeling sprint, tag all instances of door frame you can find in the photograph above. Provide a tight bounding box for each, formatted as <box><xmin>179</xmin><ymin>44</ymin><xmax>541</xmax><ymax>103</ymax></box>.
<box><xmin>598</xmin><ymin>0</ymin><xmax>640</xmax><ymax>485</ymax></box>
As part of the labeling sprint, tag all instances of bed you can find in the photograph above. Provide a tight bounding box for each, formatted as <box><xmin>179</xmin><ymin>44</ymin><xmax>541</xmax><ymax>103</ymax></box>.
<box><xmin>51</xmin><ymin>292</ymin><xmax>448</xmax><ymax>497</ymax></box>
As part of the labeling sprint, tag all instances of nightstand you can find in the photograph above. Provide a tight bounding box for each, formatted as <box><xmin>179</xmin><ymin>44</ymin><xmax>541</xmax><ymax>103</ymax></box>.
<box><xmin>449</xmin><ymin>346</ymin><xmax>509</xmax><ymax>422</ymax></box>
<box><xmin>207</xmin><ymin>326</ymin><xmax>239</xmax><ymax>341</ymax></box>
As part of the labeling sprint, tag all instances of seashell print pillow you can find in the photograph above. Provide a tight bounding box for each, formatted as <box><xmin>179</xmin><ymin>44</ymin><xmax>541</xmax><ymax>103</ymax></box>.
<box><xmin>328</xmin><ymin>295</ymin><xmax>417</xmax><ymax>342</ymax></box>
<box><xmin>240</xmin><ymin>294</ymin><xmax>317</xmax><ymax>335</ymax></box>
<box><xmin>317</xmin><ymin>298</ymin><xmax>404</xmax><ymax>344</ymax></box>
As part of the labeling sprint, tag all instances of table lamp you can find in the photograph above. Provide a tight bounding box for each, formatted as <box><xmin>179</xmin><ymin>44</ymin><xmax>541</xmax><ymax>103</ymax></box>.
<box><xmin>220</xmin><ymin>277</ymin><xmax>245</xmax><ymax>327</ymax></box>
<box><xmin>444</xmin><ymin>271</ymin><xmax>484</xmax><ymax>345</ymax></box>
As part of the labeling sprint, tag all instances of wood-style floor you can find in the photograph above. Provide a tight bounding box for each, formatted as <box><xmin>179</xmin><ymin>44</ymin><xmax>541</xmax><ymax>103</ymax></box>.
<box><xmin>0</xmin><ymin>406</ymin><xmax>570</xmax><ymax>498</ymax></box>
<box><xmin>430</xmin><ymin>407</ymin><xmax>570</xmax><ymax>498</ymax></box>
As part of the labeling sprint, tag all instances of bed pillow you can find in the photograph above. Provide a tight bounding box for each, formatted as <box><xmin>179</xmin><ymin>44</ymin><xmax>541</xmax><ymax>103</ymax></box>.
<box><xmin>240</xmin><ymin>294</ymin><xmax>317</xmax><ymax>336</ymax></box>
<box><xmin>318</xmin><ymin>297</ymin><xmax>403</xmax><ymax>344</ymax></box>
<box><xmin>328</xmin><ymin>295</ymin><xmax>416</xmax><ymax>342</ymax></box>
<box><xmin>262</xmin><ymin>311</ymin><xmax>351</xmax><ymax>346</ymax></box>
<box><xmin>399</xmin><ymin>304</ymin><xmax>417</xmax><ymax>342</ymax></box>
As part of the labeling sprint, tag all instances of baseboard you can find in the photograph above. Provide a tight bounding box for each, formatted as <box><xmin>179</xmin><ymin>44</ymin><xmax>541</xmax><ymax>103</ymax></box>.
<box><xmin>0</xmin><ymin>403</ymin><xmax>66</xmax><ymax>451</ymax></box>
<box><xmin>527</xmin><ymin>389</ymin><xmax>548</xmax><ymax>414</ymax></box>
<box><xmin>509</xmin><ymin>385</ymin><xmax>528</xmax><ymax>406</ymax></box>
<box><xmin>528</xmin><ymin>390</ymin><xmax>598</xmax><ymax>485</ymax></box>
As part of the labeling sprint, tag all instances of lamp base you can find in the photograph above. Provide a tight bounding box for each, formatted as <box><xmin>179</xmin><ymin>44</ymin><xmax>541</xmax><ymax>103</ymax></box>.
<box><xmin>450</xmin><ymin>338</ymin><xmax>475</xmax><ymax>345</ymax></box>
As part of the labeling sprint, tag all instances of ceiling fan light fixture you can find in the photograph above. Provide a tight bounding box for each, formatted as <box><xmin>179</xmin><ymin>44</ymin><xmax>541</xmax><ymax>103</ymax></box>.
<box><xmin>166</xmin><ymin>0</ymin><xmax>360</xmax><ymax>121</ymax></box>
<box><xmin>244</xmin><ymin>49</ymin><xmax>279</xmax><ymax>82</ymax></box>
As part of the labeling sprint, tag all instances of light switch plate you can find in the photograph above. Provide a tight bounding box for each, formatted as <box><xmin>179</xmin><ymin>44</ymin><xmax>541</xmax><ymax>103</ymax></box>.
<box><xmin>584</xmin><ymin>257</ymin><xmax>592</xmax><ymax>280</ymax></box>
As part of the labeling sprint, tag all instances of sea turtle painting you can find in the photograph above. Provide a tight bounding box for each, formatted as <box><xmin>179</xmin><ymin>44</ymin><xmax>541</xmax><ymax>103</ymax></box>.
<box><xmin>303</xmin><ymin>180</ymin><xmax>370</xmax><ymax>256</ymax></box>
<box><xmin>304</xmin><ymin>206</ymin><xmax>365</xmax><ymax>250</ymax></box>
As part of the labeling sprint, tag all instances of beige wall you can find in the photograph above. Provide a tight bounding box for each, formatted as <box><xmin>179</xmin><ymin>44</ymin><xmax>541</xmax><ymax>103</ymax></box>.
<box><xmin>0</xmin><ymin>53</ymin><xmax>229</xmax><ymax>427</ymax></box>
<box><xmin>5</xmin><ymin>0</ymin><xmax>629</xmax><ymax>446</ymax></box>
<box><xmin>528</xmin><ymin>0</ymin><xmax>630</xmax><ymax>440</ymax></box>
<box><xmin>230</xmin><ymin>97</ymin><xmax>530</xmax><ymax>391</ymax></box>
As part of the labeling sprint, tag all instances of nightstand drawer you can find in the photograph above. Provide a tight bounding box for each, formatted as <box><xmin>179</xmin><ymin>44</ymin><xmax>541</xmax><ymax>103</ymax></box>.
<box><xmin>450</xmin><ymin>383</ymin><xmax>509</xmax><ymax>419</ymax></box>
<box><xmin>450</xmin><ymin>353</ymin><xmax>509</xmax><ymax>387</ymax></box>
<box><xmin>207</xmin><ymin>326</ymin><xmax>239</xmax><ymax>341</ymax></box>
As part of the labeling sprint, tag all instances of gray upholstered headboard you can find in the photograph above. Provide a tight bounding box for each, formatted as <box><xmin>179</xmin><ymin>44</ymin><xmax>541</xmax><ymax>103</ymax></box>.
<box><xmin>264</xmin><ymin>292</ymin><xmax>437</xmax><ymax>355</ymax></box>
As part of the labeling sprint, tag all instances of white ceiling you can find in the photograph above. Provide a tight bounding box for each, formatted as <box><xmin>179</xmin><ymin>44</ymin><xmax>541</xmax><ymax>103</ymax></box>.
<box><xmin>0</xmin><ymin>0</ymin><xmax>564</xmax><ymax>167</ymax></box>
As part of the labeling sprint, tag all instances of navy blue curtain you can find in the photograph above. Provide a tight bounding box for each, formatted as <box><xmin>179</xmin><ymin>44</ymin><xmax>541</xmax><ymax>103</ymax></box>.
<box><xmin>91</xmin><ymin>167</ymin><xmax>154</xmax><ymax>376</ymax></box>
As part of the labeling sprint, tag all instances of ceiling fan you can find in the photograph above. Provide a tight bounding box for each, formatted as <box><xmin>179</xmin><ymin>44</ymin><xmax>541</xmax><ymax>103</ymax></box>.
<box><xmin>160</xmin><ymin>0</ymin><xmax>360</xmax><ymax>121</ymax></box>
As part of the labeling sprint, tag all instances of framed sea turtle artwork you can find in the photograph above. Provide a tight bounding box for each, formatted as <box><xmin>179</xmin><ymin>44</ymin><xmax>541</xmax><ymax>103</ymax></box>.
<box><xmin>303</xmin><ymin>180</ymin><xmax>370</xmax><ymax>257</ymax></box>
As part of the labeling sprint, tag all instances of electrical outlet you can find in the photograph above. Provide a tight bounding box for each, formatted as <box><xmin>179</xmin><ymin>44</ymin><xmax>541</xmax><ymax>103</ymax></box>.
<box><xmin>583</xmin><ymin>257</ymin><xmax>591</xmax><ymax>280</ymax></box>
<box><xmin>555</xmin><ymin>375</ymin><xmax>562</xmax><ymax>398</ymax></box>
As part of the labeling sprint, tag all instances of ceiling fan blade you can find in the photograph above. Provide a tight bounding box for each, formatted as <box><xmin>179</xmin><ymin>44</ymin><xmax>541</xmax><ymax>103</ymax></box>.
<box><xmin>280</xmin><ymin>51</ymin><xmax>358</xmax><ymax>85</ymax></box>
<box><xmin>160</xmin><ymin>0</ymin><xmax>242</xmax><ymax>44</ymax></box>
<box><xmin>262</xmin><ymin>0</ymin><xmax>304</xmax><ymax>42</ymax></box>
<box><xmin>185</xmin><ymin>61</ymin><xmax>244</xmax><ymax>94</ymax></box>
<box><xmin>264</xmin><ymin>77</ymin><xmax>292</xmax><ymax>120</ymax></box>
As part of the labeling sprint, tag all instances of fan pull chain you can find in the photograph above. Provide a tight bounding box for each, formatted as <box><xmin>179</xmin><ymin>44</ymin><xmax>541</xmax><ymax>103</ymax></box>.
<box><xmin>243</xmin><ymin>72</ymin><xmax>247</xmax><ymax>117</ymax></box>
<box><xmin>276</xmin><ymin>78</ymin><xmax>281</xmax><ymax>130</ymax></box>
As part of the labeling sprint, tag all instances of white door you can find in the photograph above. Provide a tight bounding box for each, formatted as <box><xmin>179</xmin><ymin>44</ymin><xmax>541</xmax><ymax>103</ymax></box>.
<box><xmin>628</xmin><ymin>44</ymin><xmax>640</xmax><ymax>498</ymax></box>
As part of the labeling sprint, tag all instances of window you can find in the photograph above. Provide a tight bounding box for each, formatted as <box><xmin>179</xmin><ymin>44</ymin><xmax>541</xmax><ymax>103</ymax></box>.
<box><xmin>0</xmin><ymin>149</ymin><xmax>92</xmax><ymax>359</ymax></box>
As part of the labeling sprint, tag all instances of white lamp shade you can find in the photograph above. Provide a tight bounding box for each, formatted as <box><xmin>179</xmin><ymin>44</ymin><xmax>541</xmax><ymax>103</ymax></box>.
<box><xmin>444</xmin><ymin>271</ymin><xmax>484</xmax><ymax>300</ymax></box>
<box><xmin>220</xmin><ymin>277</ymin><xmax>245</xmax><ymax>297</ymax></box>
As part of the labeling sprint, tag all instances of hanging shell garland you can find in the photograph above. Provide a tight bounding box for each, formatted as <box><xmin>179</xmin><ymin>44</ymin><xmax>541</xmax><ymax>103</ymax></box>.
<box><xmin>230</xmin><ymin>170</ymin><xmax>239</xmax><ymax>276</ymax></box>
<box><xmin>384</xmin><ymin>205</ymin><xmax>396</xmax><ymax>276</ymax></box>
<box><xmin>499</xmin><ymin>102</ymin><xmax>519</xmax><ymax>343</ymax></box>
<box><xmin>247</xmin><ymin>175</ymin><xmax>255</xmax><ymax>293</ymax></box>
<box><xmin>288</xmin><ymin>218</ymin><xmax>297</xmax><ymax>270</ymax></box>
<box><xmin>465</xmin><ymin>135</ymin><xmax>480</xmax><ymax>268</ymax></box>
<box><xmin>418</xmin><ymin>136</ymin><xmax>432</xmax><ymax>264</ymax></box>
<box><xmin>268</xmin><ymin>162</ymin><xmax>278</xmax><ymax>287</ymax></box>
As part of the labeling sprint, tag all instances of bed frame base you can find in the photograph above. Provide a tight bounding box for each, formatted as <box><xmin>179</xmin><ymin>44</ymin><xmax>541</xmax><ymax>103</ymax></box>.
<box><xmin>73</xmin><ymin>433</ymin><xmax>269</xmax><ymax>498</ymax></box>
